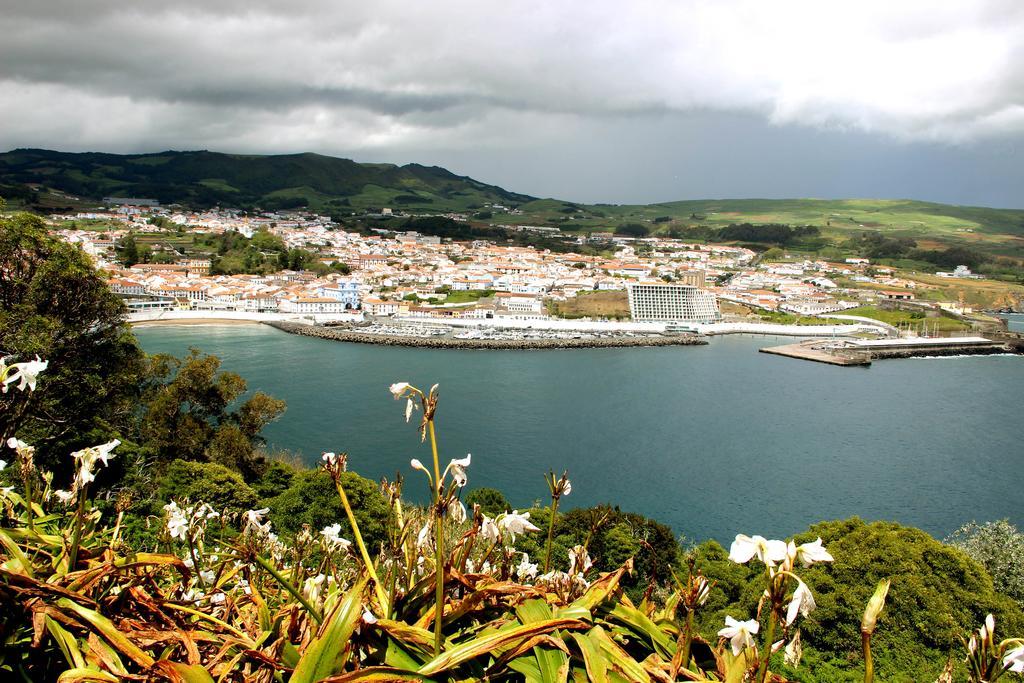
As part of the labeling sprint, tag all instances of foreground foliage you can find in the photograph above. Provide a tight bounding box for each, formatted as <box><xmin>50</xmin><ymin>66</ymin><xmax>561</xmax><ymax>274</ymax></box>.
<box><xmin>3</xmin><ymin>365</ymin><xmax>1024</xmax><ymax>681</ymax></box>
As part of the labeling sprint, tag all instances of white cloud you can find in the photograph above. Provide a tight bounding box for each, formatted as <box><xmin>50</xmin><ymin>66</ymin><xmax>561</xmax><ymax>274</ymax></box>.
<box><xmin>0</xmin><ymin>0</ymin><xmax>1021</xmax><ymax>153</ymax></box>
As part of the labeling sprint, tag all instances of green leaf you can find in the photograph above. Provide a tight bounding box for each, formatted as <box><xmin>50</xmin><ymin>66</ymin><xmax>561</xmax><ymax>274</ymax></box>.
<box><xmin>517</xmin><ymin>601</ymin><xmax>569</xmax><ymax>683</ymax></box>
<box><xmin>589</xmin><ymin>626</ymin><xmax>650</xmax><ymax>683</ymax></box>
<box><xmin>55</xmin><ymin>669</ymin><xmax>120</xmax><ymax>683</ymax></box>
<box><xmin>289</xmin><ymin>577</ymin><xmax>367</xmax><ymax>683</ymax></box>
<box><xmin>606</xmin><ymin>603</ymin><xmax>675</xmax><ymax>659</ymax></box>
<box><xmin>570</xmin><ymin>631</ymin><xmax>608</xmax><ymax>683</ymax></box>
<box><xmin>320</xmin><ymin>667</ymin><xmax>432</xmax><ymax>681</ymax></box>
<box><xmin>418</xmin><ymin>618</ymin><xmax>587</xmax><ymax>676</ymax></box>
<box><xmin>0</xmin><ymin>528</ymin><xmax>34</xmax><ymax>576</ymax></box>
<box><xmin>152</xmin><ymin>661</ymin><xmax>216</xmax><ymax>683</ymax></box>
<box><xmin>56</xmin><ymin>598</ymin><xmax>155</xmax><ymax>669</ymax></box>
<box><xmin>45</xmin><ymin>616</ymin><xmax>86</xmax><ymax>670</ymax></box>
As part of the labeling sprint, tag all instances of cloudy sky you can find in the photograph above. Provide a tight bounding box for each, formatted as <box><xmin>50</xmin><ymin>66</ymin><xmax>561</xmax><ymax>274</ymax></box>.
<box><xmin>2</xmin><ymin>1</ymin><xmax>1022</xmax><ymax>206</ymax></box>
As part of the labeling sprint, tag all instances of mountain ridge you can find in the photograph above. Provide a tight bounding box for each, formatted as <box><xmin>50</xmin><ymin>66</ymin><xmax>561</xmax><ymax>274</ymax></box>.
<box><xmin>0</xmin><ymin>147</ymin><xmax>535</xmax><ymax>211</ymax></box>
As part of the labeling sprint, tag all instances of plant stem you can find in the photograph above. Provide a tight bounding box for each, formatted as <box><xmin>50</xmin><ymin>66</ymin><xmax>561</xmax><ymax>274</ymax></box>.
<box><xmin>680</xmin><ymin>609</ymin><xmax>694</xmax><ymax>671</ymax></box>
<box><xmin>332</xmin><ymin>476</ymin><xmax>388</xmax><ymax>612</ymax></box>
<box><xmin>253</xmin><ymin>554</ymin><xmax>323</xmax><ymax>624</ymax></box>
<box><xmin>429</xmin><ymin>419</ymin><xmax>444</xmax><ymax>656</ymax></box>
<box><xmin>67</xmin><ymin>492</ymin><xmax>86</xmax><ymax>571</ymax></box>
<box><xmin>544</xmin><ymin>496</ymin><xmax>559</xmax><ymax>573</ymax></box>
<box><xmin>862</xmin><ymin>632</ymin><xmax>874</xmax><ymax>683</ymax></box>
<box><xmin>757</xmin><ymin>609</ymin><xmax>778</xmax><ymax>683</ymax></box>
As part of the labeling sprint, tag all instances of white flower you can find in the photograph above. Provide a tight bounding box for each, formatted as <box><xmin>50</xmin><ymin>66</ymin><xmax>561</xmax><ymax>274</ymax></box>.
<box><xmin>2</xmin><ymin>356</ymin><xmax>48</xmax><ymax>393</ymax></box>
<box><xmin>718</xmin><ymin>616</ymin><xmax>760</xmax><ymax>656</ymax></box>
<box><xmin>362</xmin><ymin>608</ymin><xmax>378</xmax><ymax>625</ymax></box>
<box><xmin>0</xmin><ymin>459</ymin><xmax>6</xmax><ymax>471</ymax></box>
<box><xmin>242</xmin><ymin>508</ymin><xmax>272</xmax><ymax>536</ymax></box>
<box><xmin>71</xmin><ymin>440</ymin><xmax>120</xmax><ymax>488</ymax></box>
<box><xmin>242</xmin><ymin>508</ymin><xmax>270</xmax><ymax>526</ymax></box>
<box><xmin>516</xmin><ymin>553</ymin><xmax>538</xmax><ymax>580</ymax></box>
<box><xmin>479</xmin><ymin>515</ymin><xmax>500</xmax><ymax>543</ymax></box>
<box><xmin>416</xmin><ymin>522</ymin><xmax>432</xmax><ymax>552</ymax></box>
<box><xmin>793</xmin><ymin>538</ymin><xmax>834</xmax><ymax>567</ymax></box>
<box><xmin>210</xmin><ymin>592</ymin><xmax>226</xmax><ymax>605</ymax></box>
<box><xmin>980</xmin><ymin>613</ymin><xmax>996</xmax><ymax>643</ymax></box>
<box><xmin>389</xmin><ymin>382</ymin><xmax>410</xmax><ymax>398</ymax></box>
<box><xmin>445</xmin><ymin>453</ymin><xmax>471</xmax><ymax>487</ymax></box>
<box><xmin>93</xmin><ymin>440</ymin><xmax>120</xmax><ymax>467</ymax></box>
<box><xmin>563</xmin><ymin>479</ymin><xmax>572</xmax><ymax>496</ymax></box>
<box><xmin>54</xmin><ymin>489</ymin><xmax>76</xmax><ymax>504</ymax></box>
<box><xmin>7</xmin><ymin>437</ymin><xmax>29</xmax><ymax>451</ymax></box>
<box><xmin>405</xmin><ymin>398</ymin><xmax>414</xmax><ymax>422</ymax></box>
<box><xmin>497</xmin><ymin>510</ymin><xmax>540</xmax><ymax>541</ymax></box>
<box><xmin>322</xmin><ymin>452</ymin><xmax>338</xmax><ymax>466</ymax></box>
<box><xmin>1003</xmin><ymin>644</ymin><xmax>1024</xmax><ymax>673</ymax></box>
<box><xmin>200</xmin><ymin>569</ymin><xmax>216</xmax><ymax>584</ymax></box>
<box><xmin>237</xmin><ymin>578</ymin><xmax>252</xmax><ymax>595</ymax></box>
<box><xmin>447</xmin><ymin>499</ymin><xmax>467</xmax><ymax>524</ymax></box>
<box><xmin>786</xmin><ymin>580</ymin><xmax>817</xmax><ymax>625</ymax></box>
<box><xmin>304</xmin><ymin>574</ymin><xmax>327</xmax><ymax>603</ymax></box>
<box><xmin>410</xmin><ymin>458</ymin><xmax>429</xmax><ymax>475</ymax></box>
<box><xmin>568</xmin><ymin>545</ymin><xmax>593</xmax><ymax>575</ymax></box>
<box><xmin>784</xmin><ymin>631</ymin><xmax>803</xmax><ymax>668</ymax></box>
<box><xmin>164</xmin><ymin>502</ymin><xmax>189</xmax><ymax>539</ymax></box>
<box><xmin>321</xmin><ymin>523</ymin><xmax>352</xmax><ymax>550</ymax></box>
<box><xmin>728</xmin><ymin>534</ymin><xmax>788</xmax><ymax>566</ymax></box>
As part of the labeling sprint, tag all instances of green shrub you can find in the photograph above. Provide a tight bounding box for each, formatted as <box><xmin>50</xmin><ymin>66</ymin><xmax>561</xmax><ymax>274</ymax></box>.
<box><xmin>157</xmin><ymin>460</ymin><xmax>260</xmax><ymax>515</ymax></box>
<box><xmin>251</xmin><ymin>459</ymin><xmax>297</xmax><ymax>500</ymax></box>
<box><xmin>694</xmin><ymin>518</ymin><xmax>1024</xmax><ymax>682</ymax></box>
<box><xmin>269</xmin><ymin>470</ymin><xmax>391</xmax><ymax>549</ymax></box>
<box><xmin>515</xmin><ymin>504</ymin><xmax>681</xmax><ymax>599</ymax></box>
<box><xmin>465</xmin><ymin>487</ymin><xmax>510</xmax><ymax>517</ymax></box>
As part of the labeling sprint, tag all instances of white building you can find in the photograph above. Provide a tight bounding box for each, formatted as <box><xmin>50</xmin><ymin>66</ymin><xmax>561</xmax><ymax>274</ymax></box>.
<box><xmin>279</xmin><ymin>297</ymin><xmax>346</xmax><ymax>314</ymax></box>
<box><xmin>627</xmin><ymin>283</ymin><xmax>720</xmax><ymax>322</ymax></box>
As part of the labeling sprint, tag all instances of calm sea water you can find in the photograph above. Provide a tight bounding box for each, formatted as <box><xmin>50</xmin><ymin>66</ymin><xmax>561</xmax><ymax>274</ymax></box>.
<box><xmin>135</xmin><ymin>324</ymin><xmax>1024</xmax><ymax>543</ymax></box>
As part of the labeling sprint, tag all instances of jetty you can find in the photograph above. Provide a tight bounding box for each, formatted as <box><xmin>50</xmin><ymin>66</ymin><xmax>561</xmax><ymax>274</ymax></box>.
<box><xmin>266</xmin><ymin>321</ymin><xmax>708</xmax><ymax>350</ymax></box>
<box><xmin>761</xmin><ymin>336</ymin><xmax>1012</xmax><ymax>366</ymax></box>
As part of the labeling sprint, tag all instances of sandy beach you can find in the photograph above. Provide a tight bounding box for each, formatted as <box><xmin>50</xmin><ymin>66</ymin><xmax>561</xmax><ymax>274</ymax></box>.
<box><xmin>130</xmin><ymin>318</ymin><xmax>264</xmax><ymax>327</ymax></box>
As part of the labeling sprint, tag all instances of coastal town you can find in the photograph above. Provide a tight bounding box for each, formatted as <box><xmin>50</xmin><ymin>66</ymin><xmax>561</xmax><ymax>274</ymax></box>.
<box><xmin>48</xmin><ymin>201</ymin><xmax>1000</xmax><ymax>344</ymax></box>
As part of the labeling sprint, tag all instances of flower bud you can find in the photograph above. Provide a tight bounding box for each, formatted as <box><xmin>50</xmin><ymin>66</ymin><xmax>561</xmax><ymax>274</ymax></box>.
<box><xmin>861</xmin><ymin>579</ymin><xmax>891</xmax><ymax>635</ymax></box>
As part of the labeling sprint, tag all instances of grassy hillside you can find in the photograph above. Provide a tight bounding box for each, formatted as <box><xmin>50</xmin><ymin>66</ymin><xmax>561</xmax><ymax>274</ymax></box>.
<box><xmin>0</xmin><ymin>148</ymin><xmax>534</xmax><ymax>212</ymax></box>
<box><xmin>4</xmin><ymin>149</ymin><xmax>1024</xmax><ymax>264</ymax></box>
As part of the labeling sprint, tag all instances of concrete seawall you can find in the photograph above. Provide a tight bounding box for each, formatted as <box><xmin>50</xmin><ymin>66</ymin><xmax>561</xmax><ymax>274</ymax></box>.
<box><xmin>265</xmin><ymin>321</ymin><xmax>708</xmax><ymax>350</ymax></box>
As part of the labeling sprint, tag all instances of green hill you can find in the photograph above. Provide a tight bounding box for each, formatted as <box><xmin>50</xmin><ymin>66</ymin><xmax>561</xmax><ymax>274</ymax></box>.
<box><xmin>3</xmin><ymin>148</ymin><xmax>1024</xmax><ymax>263</ymax></box>
<box><xmin>0</xmin><ymin>148</ymin><xmax>535</xmax><ymax>212</ymax></box>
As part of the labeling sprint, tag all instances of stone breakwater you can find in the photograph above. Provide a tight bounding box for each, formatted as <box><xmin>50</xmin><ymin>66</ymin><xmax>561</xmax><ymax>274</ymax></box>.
<box><xmin>870</xmin><ymin>344</ymin><xmax>1017</xmax><ymax>360</ymax></box>
<box><xmin>265</xmin><ymin>321</ymin><xmax>708</xmax><ymax>350</ymax></box>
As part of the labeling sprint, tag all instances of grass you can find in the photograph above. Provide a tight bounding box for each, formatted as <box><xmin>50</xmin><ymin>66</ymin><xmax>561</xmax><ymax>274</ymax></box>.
<box><xmin>547</xmin><ymin>290</ymin><xmax>630</xmax><ymax>319</ymax></box>
<box><xmin>441</xmin><ymin>289</ymin><xmax>494</xmax><ymax>304</ymax></box>
<box><xmin>840</xmin><ymin>305</ymin><xmax>970</xmax><ymax>332</ymax></box>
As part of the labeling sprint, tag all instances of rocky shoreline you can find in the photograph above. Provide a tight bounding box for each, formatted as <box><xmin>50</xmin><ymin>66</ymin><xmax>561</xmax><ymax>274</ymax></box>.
<box><xmin>265</xmin><ymin>321</ymin><xmax>708</xmax><ymax>350</ymax></box>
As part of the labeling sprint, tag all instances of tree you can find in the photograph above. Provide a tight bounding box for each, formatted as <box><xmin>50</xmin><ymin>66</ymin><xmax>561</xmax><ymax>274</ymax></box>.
<box><xmin>465</xmin><ymin>487</ymin><xmax>510</xmax><ymax>516</ymax></box>
<box><xmin>615</xmin><ymin>223</ymin><xmax>649</xmax><ymax>238</ymax></box>
<box><xmin>119</xmin><ymin>233</ymin><xmax>140</xmax><ymax>266</ymax></box>
<box><xmin>948</xmin><ymin>520</ymin><xmax>1024</xmax><ymax>609</ymax></box>
<box><xmin>0</xmin><ymin>210</ymin><xmax>145</xmax><ymax>472</ymax></box>
<box><xmin>157</xmin><ymin>460</ymin><xmax>260</xmax><ymax>516</ymax></box>
<box><xmin>139</xmin><ymin>349</ymin><xmax>286</xmax><ymax>478</ymax></box>
<box><xmin>269</xmin><ymin>469</ymin><xmax>392</xmax><ymax>550</ymax></box>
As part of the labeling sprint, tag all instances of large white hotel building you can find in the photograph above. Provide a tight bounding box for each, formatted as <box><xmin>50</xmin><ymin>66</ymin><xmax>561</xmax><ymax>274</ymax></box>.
<box><xmin>627</xmin><ymin>280</ymin><xmax>720</xmax><ymax>323</ymax></box>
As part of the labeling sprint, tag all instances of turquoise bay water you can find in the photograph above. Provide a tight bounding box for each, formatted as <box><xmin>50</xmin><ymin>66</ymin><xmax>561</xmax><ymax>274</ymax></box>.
<box><xmin>135</xmin><ymin>324</ymin><xmax>1024</xmax><ymax>543</ymax></box>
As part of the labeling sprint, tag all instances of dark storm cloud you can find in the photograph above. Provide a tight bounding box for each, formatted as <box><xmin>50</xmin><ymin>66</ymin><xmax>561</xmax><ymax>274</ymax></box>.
<box><xmin>0</xmin><ymin>0</ymin><xmax>1022</xmax><ymax>204</ymax></box>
